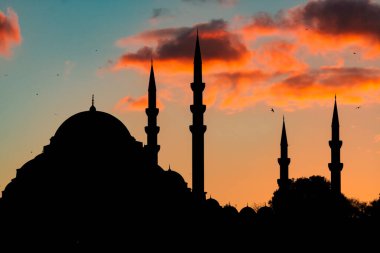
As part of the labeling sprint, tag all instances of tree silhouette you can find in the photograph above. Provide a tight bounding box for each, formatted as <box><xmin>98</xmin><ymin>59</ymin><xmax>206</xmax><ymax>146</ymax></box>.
<box><xmin>270</xmin><ymin>176</ymin><xmax>354</xmax><ymax>221</ymax></box>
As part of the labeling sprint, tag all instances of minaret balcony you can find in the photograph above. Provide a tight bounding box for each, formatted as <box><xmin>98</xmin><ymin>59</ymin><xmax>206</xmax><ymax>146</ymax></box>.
<box><xmin>189</xmin><ymin>124</ymin><xmax>207</xmax><ymax>134</ymax></box>
<box><xmin>328</xmin><ymin>162</ymin><xmax>343</xmax><ymax>172</ymax></box>
<box><xmin>190</xmin><ymin>104</ymin><xmax>206</xmax><ymax>113</ymax></box>
<box><xmin>191</xmin><ymin>82</ymin><xmax>205</xmax><ymax>92</ymax></box>
<box><xmin>277</xmin><ymin>157</ymin><xmax>290</xmax><ymax>165</ymax></box>
<box><xmin>329</xmin><ymin>140</ymin><xmax>342</xmax><ymax>148</ymax></box>
<box><xmin>145</xmin><ymin>126</ymin><xmax>160</xmax><ymax>134</ymax></box>
<box><xmin>145</xmin><ymin>108</ymin><xmax>159</xmax><ymax>116</ymax></box>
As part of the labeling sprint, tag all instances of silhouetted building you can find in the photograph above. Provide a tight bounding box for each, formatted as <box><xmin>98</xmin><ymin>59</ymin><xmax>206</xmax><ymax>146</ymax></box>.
<box><xmin>0</xmin><ymin>98</ymin><xmax>191</xmax><ymax>249</ymax></box>
<box><xmin>144</xmin><ymin>60</ymin><xmax>160</xmax><ymax>167</ymax></box>
<box><xmin>328</xmin><ymin>96</ymin><xmax>343</xmax><ymax>194</ymax></box>
<box><xmin>277</xmin><ymin>116</ymin><xmax>291</xmax><ymax>192</ymax></box>
<box><xmin>190</xmin><ymin>30</ymin><xmax>207</xmax><ymax>200</ymax></box>
<box><xmin>1</xmin><ymin>27</ymin><xmax>377</xmax><ymax>251</ymax></box>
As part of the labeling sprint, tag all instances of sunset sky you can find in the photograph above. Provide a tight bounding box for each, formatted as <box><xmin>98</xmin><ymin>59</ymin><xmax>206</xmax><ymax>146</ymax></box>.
<box><xmin>1</xmin><ymin>0</ymin><xmax>380</xmax><ymax>209</ymax></box>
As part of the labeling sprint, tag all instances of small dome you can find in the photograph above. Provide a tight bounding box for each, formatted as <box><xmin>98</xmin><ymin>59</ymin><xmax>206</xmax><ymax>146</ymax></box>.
<box><xmin>240</xmin><ymin>206</ymin><xmax>256</xmax><ymax>216</ymax></box>
<box><xmin>206</xmin><ymin>197</ymin><xmax>221</xmax><ymax>209</ymax></box>
<box><xmin>165</xmin><ymin>169</ymin><xmax>187</xmax><ymax>188</ymax></box>
<box><xmin>223</xmin><ymin>205</ymin><xmax>239</xmax><ymax>217</ymax></box>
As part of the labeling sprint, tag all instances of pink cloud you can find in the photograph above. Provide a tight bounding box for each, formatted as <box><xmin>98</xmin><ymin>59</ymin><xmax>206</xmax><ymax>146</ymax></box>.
<box><xmin>0</xmin><ymin>8</ymin><xmax>22</xmax><ymax>58</ymax></box>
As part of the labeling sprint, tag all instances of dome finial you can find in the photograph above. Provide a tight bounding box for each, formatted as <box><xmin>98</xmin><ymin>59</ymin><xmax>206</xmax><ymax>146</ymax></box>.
<box><xmin>168</xmin><ymin>164</ymin><xmax>171</xmax><ymax>171</ymax></box>
<box><xmin>90</xmin><ymin>94</ymin><xmax>96</xmax><ymax>112</ymax></box>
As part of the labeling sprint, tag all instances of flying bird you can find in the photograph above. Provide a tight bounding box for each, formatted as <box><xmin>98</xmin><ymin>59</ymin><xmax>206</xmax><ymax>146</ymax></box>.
<box><xmin>356</xmin><ymin>106</ymin><xmax>360</xmax><ymax>109</ymax></box>
<box><xmin>270</xmin><ymin>108</ymin><xmax>275</xmax><ymax>112</ymax></box>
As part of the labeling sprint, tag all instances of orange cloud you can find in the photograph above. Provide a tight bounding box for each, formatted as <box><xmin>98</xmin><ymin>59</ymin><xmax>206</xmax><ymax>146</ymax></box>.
<box><xmin>270</xmin><ymin>67</ymin><xmax>380</xmax><ymax>108</ymax></box>
<box><xmin>0</xmin><ymin>8</ymin><xmax>21</xmax><ymax>57</ymax></box>
<box><xmin>114</xmin><ymin>96</ymin><xmax>148</xmax><ymax>112</ymax></box>
<box><xmin>243</xmin><ymin>0</ymin><xmax>380</xmax><ymax>57</ymax></box>
<box><xmin>114</xmin><ymin>95</ymin><xmax>165</xmax><ymax>112</ymax></box>
<box><xmin>111</xmin><ymin>1</ymin><xmax>380</xmax><ymax>113</ymax></box>
<box><xmin>254</xmin><ymin>40</ymin><xmax>308</xmax><ymax>73</ymax></box>
<box><xmin>114</xmin><ymin>19</ymin><xmax>250</xmax><ymax>73</ymax></box>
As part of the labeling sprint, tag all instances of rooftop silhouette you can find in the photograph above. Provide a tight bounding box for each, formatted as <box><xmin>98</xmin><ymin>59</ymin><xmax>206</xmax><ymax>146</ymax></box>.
<box><xmin>0</xmin><ymin>31</ymin><xmax>379</xmax><ymax>251</ymax></box>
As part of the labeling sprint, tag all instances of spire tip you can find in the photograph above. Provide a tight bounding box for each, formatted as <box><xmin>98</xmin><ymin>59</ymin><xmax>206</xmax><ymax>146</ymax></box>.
<box><xmin>90</xmin><ymin>94</ymin><xmax>96</xmax><ymax>111</ymax></box>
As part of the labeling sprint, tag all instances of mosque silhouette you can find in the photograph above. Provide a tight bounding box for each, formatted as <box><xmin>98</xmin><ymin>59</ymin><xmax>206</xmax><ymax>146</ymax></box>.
<box><xmin>0</xmin><ymin>32</ymin><xmax>377</xmax><ymax>250</ymax></box>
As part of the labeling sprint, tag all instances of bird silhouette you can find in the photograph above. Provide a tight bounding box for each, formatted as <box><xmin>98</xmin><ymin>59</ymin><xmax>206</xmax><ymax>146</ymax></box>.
<box><xmin>270</xmin><ymin>108</ymin><xmax>275</xmax><ymax>112</ymax></box>
<box><xmin>356</xmin><ymin>106</ymin><xmax>360</xmax><ymax>109</ymax></box>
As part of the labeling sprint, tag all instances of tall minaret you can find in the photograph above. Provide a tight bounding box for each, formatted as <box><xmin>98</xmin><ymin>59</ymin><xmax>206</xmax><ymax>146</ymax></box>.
<box><xmin>277</xmin><ymin>116</ymin><xmax>291</xmax><ymax>192</ymax></box>
<box><xmin>145</xmin><ymin>60</ymin><xmax>160</xmax><ymax>167</ymax></box>
<box><xmin>190</xmin><ymin>30</ymin><xmax>207</xmax><ymax>200</ymax></box>
<box><xmin>328</xmin><ymin>95</ymin><xmax>343</xmax><ymax>194</ymax></box>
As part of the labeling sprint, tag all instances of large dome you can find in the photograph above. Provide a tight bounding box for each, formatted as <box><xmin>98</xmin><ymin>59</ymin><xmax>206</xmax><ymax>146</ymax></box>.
<box><xmin>55</xmin><ymin>110</ymin><xmax>131</xmax><ymax>138</ymax></box>
<box><xmin>50</xmin><ymin>107</ymin><xmax>136</xmax><ymax>151</ymax></box>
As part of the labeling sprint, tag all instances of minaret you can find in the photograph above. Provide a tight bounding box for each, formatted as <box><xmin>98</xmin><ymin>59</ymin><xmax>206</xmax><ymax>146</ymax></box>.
<box><xmin>277</xmin><ymin>116</ymin><xmax>291</xmax><ymax>191</ymax></box>
<box><xmin>144</xmin><ymin>60</ymin><xmax>160</xmax><ymax>167</ymax></box>
<box><xmin>190</xmin><ymin>30</ymin><xmax>207</xmax><ymax>201</ymax></box>
<box><xmin>328</xmin><ymin>95</ymin><xmax>343</xmax><ymax>194</ymax></box>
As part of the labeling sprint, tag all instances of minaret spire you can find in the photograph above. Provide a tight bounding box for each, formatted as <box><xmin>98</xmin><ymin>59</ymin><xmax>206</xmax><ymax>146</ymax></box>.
<box><xmin>277</xmin><ymin>116</ymin><xmax>290</xmax><ymax>191</ymax></box>
<box><xmin>145</xmin><ymin>60</ymin><xmax>160</xmax><ymax>167</ymax></box>
<box><xmin>190</xmin><ymin>30</ymin><xmax>207</xmax><ymax>201</ymax></box>
<box><xmin>194</xmin><ymin>29</ymin><xmax>202</xmax><ymax>84</ymax></box>
<box><xmin>329</xmin><ymin>95</ymin><xmax>343</xmax><ymax>194</ymax></box>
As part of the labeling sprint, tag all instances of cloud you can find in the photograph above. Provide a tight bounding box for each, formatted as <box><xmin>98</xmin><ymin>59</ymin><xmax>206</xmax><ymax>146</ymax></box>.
<box><xmin>114</xmin><ymin>96</ymin><xmax>148</xmax><ymax>112</ymax></box>
<box><xmin>244</xmin><ymin>0</ymin><xmax>380</xmax><ymax>56</ymax></box>
<box><xmin>0</xmin><ymin>8</ymin><xmax>22</xmax><ymax>58</ymax></box>
<box><xmin>114</xmin><ymin>95</ymin><xmax>164</xmax><ymax>112</ymax></box>
<box><xmin>253</xmin><ymin>40</ymin><xmax>308</xmax><ymax>73</ymax></box>
<box><xmin>149</xmin><ymin>8</ymin><xmax>174</xmax><ymax>25</ymax></box>
<box><xmin>299</xmin><ymin>0</ymin><xmax>380</xmax><ymax>37</ymax></box>
<box><xmin>270</xmin><ymin>67</ymin><xmax>380</xmax><ymax>108</ymax></box>
<box><xmin>207</xmin><ymin>70</ymin><xmax>269</xmax><ymax>112</ymax></box>
<box><xmin>114</xmin><ymin>19</ymin><xmax>250</xmax><ymax>72</ymax></box>
<box><xmin>182</xmin><ymin>0</ymin><xmax>238</xmax><ymax>7</ymax></box>
<box><xmin>111</xmin><ymin>1</ymin><xmax>380</xmax><ymax>113</ymax></box>
<box><xmin>151</xmin><ymin>8</ymin><xmax>171</xmax><ymax>19</ymax></box>
<box><xmin>246</xmin><ymin>0</ymin><xmax>380</xmax><ymax>36</ymax></box>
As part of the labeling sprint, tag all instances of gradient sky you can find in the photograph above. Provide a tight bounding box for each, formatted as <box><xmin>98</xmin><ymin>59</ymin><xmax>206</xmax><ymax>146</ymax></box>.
<box><xmin>1</xmin><ymin>0</ymin><xmax>380</xmax><ymax>210</ymax></box>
